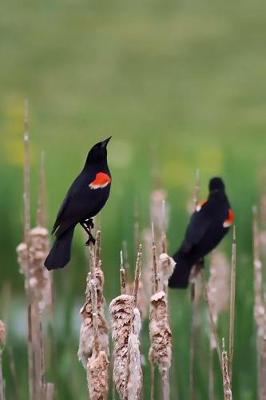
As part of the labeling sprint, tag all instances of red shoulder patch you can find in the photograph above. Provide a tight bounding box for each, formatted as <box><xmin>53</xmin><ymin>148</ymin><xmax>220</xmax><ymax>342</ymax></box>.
<box><xmin>196</xmin><ymin>200</ymin><xmax>207</xmax><ymax>212</ymax></box>
<box><xmin>223</xmin><ymin>208</ymin><xmax>234</xmax><ymax>228</ymax></box>
<box><xmin>89</xmin><ymin>172</ymin><xmax>111</xmax><ymax>190</ymax></box>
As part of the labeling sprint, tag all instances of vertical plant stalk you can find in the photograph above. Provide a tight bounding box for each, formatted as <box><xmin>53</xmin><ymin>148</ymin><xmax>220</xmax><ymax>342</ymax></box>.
<box><xmin>120</xmin><ymin>250</ymin><xmax>126</xmax><ymax>295</ymax></box>
<box><xmin>149</xmin><ymin>290</ymin><xmax>172</xmax><ymax>400</ymax></box>
<box><xmin>151</xmin><ymin>224</ymin><xmax>159</xmax><ymax>293</ymax></box>
<box><xmin>149</xmin><ymin>236</ymin><xmax>172</xmax><ymax>400</ymax></box>
<box><xmin>23</xmin><ymin>97</ymin><xmax>31</xmax><ymax>246</ymax></box>
<box><xmin>204</xmin><ymin>282</ymin><xmax>222</xmax><ymax>368</ymax></box>
<box><xmin>229</xmin><ymin>226</ymin><xmax>237</xmax><ymax>381</ymax></box>
<box><xmin>110</xmin><ymin>294</ymin><xmax>135</xmax><ymax>399</ymax></box>
<box><xmin>127</xmin><ymin>308</ymin><xmax>143</xmax><ymax>400</ymax></box>
<box><xmin>207</xmin><ymin>250</ymin><xmax>230</xmax><ymax>400</ymax></box>
<box><xmin>37</xmin><ymin>151</ymin><xmax>47</xmax><ymax>227</ymax></box>
<box><xmin>208</xmin><ymin>347</ymin><xmax>215</xmax><ymax>400</ymax></box>
<box><xmin>133</xmin><ymin>245</ymin><xmax>142</xmax><ymax>306</ymax></box>
<box><xmin>110</xmin><ymin>246</ymin><xmax>143</xmax><ymax>400</ymax></box>
<box><xmin>17</xmin><ymin>109</ymin><xmax>54</xmax><ymax>400</ymax></box>
<box><xmin>79</xmin><ymin>231</ymin><xmax>109</xmax><ymax>399</ymax></box>
<box><xmin>222</xmin><ymin>339</ymin><xmax>233</xmax><ymax>400</ymax></box>
<box><xmin>22</xmin><ymin>98</ymin><xmax>34</xmax><ymax>400</ymax></box>
<box><xmin>127</xmin><ymin>245</ymin><xmax>143</xmax><ymax>400</ymax></box>
<box><xmin>252</xmin><ymin>207</ymin><xmax>266</xmax><ymax>400</ymax></box>
<box><xmin>0</xmin><ymin>320</ymin><xmax>6</xmax><ymax>400</ymax></box>
<box><xmin>87</xmin><ymin>279</ymin><xmax>109</xmax><ymax>400</ymax></box>
<box><xmin>189</xmin><ymin>169</ymin><xmax>201</xmax><ymax>400</ymax></box>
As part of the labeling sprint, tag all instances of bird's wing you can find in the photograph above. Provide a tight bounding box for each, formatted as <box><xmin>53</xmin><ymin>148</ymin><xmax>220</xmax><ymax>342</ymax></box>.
<box><xmin>180</xmin><ymin>201</ymin><xmax>212</xmax><ymax>253</ymax></box>
<box><xmin>51</xmin><ymin>194</ymin><xmax>70</xmax><ymax>234</ymax></box>
<box><xmin>51</xmin><ymin>173</ymin><xmax>82</xmax><ymax>235</ymax></box>
<box><xmin>52</xmin><ymin>171</ymin><xmax>111</xmax><ymax>237</ymax></box>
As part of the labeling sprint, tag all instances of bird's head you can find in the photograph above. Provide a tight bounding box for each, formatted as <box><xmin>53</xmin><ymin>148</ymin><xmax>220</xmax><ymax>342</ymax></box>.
<box><xmin>209</xmin><ymin>177</ymin><xmax>225</xmax><ymax>192</ymax></box>
<box><xmin>86</xmin><ymin>137</ymin><xmax>111</xmax><ymax>164</ymax></box>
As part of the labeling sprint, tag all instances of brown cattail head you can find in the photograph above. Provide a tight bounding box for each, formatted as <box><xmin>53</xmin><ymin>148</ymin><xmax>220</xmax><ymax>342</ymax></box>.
<box><xmin>0</xmin><ymin>320</ymin><xmax>6</xmax><ymax>352</ymax></box>
<box><xmin>78</xmin><ymin>265</ymin><xmax>109</xmax><ymax>368</ymax></box>
<box><xmin>16</xmin><ymin>242</ymin><xmax>28</xmax><ymax>275</ymax></box>
<box><xmin>222</xmin><ymin>339</ymin><xmax>233</xmax><ymax>400</ymax></box>
<box><xmin>16</xmin><ymin>227</ymin><xmax>52</xmax><ymax>312</ymax></box>
<box><xmin>87</xmin><ymin>349</ymin><xmax>109</xmax><ymax>400</ymax></box>
<box><xmin>127</xmin><ymin>308</ymin><xmax>143</xmax><ymax>400</ymax></box>
<box><xmin>110</xmin><ymin>294</ymin><xmax>135</xmax><ymax>399</ymax></box>
<box><xmin>149</xmin><ymin>291</ymin><xmax>172</xmax><ymax>372</ymax></box>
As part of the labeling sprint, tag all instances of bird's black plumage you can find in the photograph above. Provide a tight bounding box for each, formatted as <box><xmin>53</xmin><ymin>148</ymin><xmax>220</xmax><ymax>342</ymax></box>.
<box><xmin>168</xmin><ymin>177</ymin><xmax>234</xmax><ymax>288</ymax></box>
<box><xmin>44</xmin><ymin>137</ymin><xmax>112</xmax><ymax>270</ymax></box>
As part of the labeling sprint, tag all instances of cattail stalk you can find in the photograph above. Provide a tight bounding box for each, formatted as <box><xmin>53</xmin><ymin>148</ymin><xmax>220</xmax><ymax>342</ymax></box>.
<box><xmin>110</xmin><ymin>294</ymin><xmax>135</xmax><ymax>399</ymax></box>
<box><xmin>252</xmin><ymin>207</ymin><xmax>266</xmax><ymax>400</ymax></box>
<box><xmin>87</xmin><ymin>279</ymin><xmax>109</xmax><ymax>400</ymax></box>
<box><xmin>229</xmin><ymin>226</ymin><xmax>237</xmax><ymax>381</ymax></box>
<box><xmin>0</xmin><ymin>321</ymin><xmax>6</xmax><ymax>400</ymax></box>
<box><xmin>151</xmin><ymin>224</ymin><xmax>159</xmax><ymax>293</ymax></box>
<box><xmin>110</xmin><ymin>246</ymin><xmax>143</xmax><ymax>400</ymax></box>
<box><xmin>149</xmin><ymin>237</ymin><xmax>172</xmax><ymax>400</ymax></box>
<box><xmin>17</xmin><ymin>109</ymin><xmax>54</xmax><ymax>400</ymax></box>
<box><xmin>207</xmin><ymin>250</ymin><xmax>230</xmax><ymax>400</ymax></box>
<box><xmin>189</xmin><ymin>169</ymin><xmax>201</xmax><ymax>400</ymax></box>
<box><xmin>79</xmin><ymin>232</ymin><xmax>109</xmax><ymax>399</ymax></box>
<box><xmin>127</xmin><ymin>308</ymin><xmax>142</xmax><ymax>400</ymax></box>
<box><xmin>127</xmin><ymin>246</ymin><xmax>143</xmax><ymax>400</ymax></box>
<box><xmin>120</xmin><ymin>250</ymin><xmax>126</xmax><ymax>295</ymax></box>
<box><xmin>222</xmin><ymin>339</ymin><xmax>233</xmax><ymax>400</ymax></box>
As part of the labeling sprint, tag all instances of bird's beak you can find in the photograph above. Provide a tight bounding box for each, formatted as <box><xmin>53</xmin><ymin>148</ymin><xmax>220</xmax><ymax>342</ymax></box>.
<box><xmin>101</xmin><ymin>136</ymin><xmax>112</xmax><ymax>148</ymax></box>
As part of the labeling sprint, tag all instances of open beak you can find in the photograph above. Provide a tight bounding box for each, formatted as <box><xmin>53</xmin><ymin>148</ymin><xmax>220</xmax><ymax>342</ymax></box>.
<box><xmin>101</xmin><ymin>136</ymin><xmax>112</xmax><ymax>148</ymax></box>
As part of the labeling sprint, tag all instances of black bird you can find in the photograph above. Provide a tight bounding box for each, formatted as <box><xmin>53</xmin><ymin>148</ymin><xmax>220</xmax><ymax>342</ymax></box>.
<box><xmin>44</xmin><ymin>137</ymin><xmax>112</xmax><ymax>270</ymax></box>
<box><xmin>168</xmin><ymin>177</ymin><xmax>234</xmax><ymax>288</ymax></box>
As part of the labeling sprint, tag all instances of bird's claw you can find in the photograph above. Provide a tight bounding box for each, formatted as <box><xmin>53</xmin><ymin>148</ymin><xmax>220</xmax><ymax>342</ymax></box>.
<box><xmin>85</xmin><ymin>233</ymin><xmax>96</xmax><ymax>246</ymax></box>
<box><xmin>85</xmin><ymin>218</ymin><xmax>94</xmax><ymax>229</ymax></box>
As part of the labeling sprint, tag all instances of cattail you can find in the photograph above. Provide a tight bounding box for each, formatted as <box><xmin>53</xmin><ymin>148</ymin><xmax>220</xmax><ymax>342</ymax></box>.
<box><xmin>158</xmin><ymin>253</ymin><xmax>175</xmax><ymax>293</ymax></box>
<box><xmin>16</xmin><ymin>226</ymin><xmax>52</xmax><ymax>312</ymax></box>
<box><xmin>79</xmin><ymin>232</ymin><xmax>109</xmax><ymax>399</ymax></box>
<box><xmin>189</xmin><ymin>169</ymin><xmax>201</xmax><ymax>399</ymax></box>
<box><xmin>110</xmin><ymin>294</ymin><xmax>135</xmax><ymax>399</ymax></box>
<box><xmin>127</xmin><ymin>308</ymin><xmax>143</xmax><ymax>400</ymax></box>
<box><xmin>78</xmin><ymin>232</ymin><xmax>109</xmax><ymax>369</ymax></box>
<box><xmin>87</xmin><ymin>350</ymin><xmax>109</xmax><ymax>400</ymax></box>
<box><xmin>150</xmin><ymin>189</ymin><xmax>169</xmax><ymax>241</ymax></box>
<box><xmin>149</xmin><ymin>290</ymin><xmax>172</xmax><ymax>370</ymax></box>
<box><xmin>149</xmin><ymin>228</ymin><xmax>172</xmax><ymax>400</ymax></box>
<box><xmin>149</xmin><ymin>291</ymin><xmax>172</xmax><ymax>400</ymax></box>
<box><xmin>0</xmin><ymin>320</ymin><xmax>6</xmax><ymax>400</ymax></box>
<box><xmin>229</xmin><ymin>226</ymin><xmax>237</xmax><ymax>381</ymax></box>
<box><xmin>222</xmin><ymin>339</ymin><xmax>233</xmax><ymax>400</ymax></box>
<box><xmin>86</xmin><ymin>279</ymin><xmax>109</xmax><ymax>400</ymax></box>
<box><xmin>207</xmin><ymin>250</ymin><xmax>230</xmax><ymax>399</ymax></box>
<box><xmin>16</xmin><ymin>102</ymin><xmax>54</xmax><ymax>400</ymax></box>
<box><xmin>110</xmin><ymin>245</ymin><xmax>143</xmax><ymax>400</ymax></box>
<box><xmin>253</xmin><ymin>207</ymin><xmax>266</xmax><ymax>400</ymax></box>
<box><xmin>208</xmin><ymin>250</ymin><xmax>230</xmax><ymax>349</ymax></box>
<box><xmin>0</xmin><ymin>322</ymin><xmax>5</xmax><ymax>353</ymax></box>
<box><xmin>141</xmin><ymin>228</ymin><xmax>154</xmax><ymax>316</ymax></box>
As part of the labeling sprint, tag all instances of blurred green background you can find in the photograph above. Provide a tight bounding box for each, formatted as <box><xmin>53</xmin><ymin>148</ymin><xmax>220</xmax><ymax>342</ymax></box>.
<box><xmin>1</xmin><ymin>0</ymin><xmax>266</xmax><ymax>398</ymax></box>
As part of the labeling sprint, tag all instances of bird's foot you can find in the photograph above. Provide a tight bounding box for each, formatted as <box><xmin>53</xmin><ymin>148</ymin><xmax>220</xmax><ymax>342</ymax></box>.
<box><xmin>84</xmin><ymin>218</ymin><xmax>94</xmax><ymax>230</ymax></box>
<box><xmin>85</xmin><ymin>232</ymin><xmax>96</xmax><ymax>246</ymax></box>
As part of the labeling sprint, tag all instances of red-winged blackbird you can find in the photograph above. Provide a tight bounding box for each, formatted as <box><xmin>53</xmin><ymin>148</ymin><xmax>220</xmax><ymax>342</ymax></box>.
<box><xmin>168</xmin><ymin>177</ymin><xmax>234</xmax><ymax>289</ymax></box>
<box><xmin>44</xmin><ymin>137</ymin><xmax>112</xmax><ymax>270</ymax></box>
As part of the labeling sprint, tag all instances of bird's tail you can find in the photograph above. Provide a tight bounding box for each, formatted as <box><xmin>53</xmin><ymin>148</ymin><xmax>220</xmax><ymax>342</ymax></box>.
<box><xmin>44</xmin><ymin>226</ymin><xmax>75</xmax><ymax>270</ymax></box>
<box><xmin>168</xmin><ymin>251</ymin><xmax>196</xmax><ymax>289</ymax></box>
